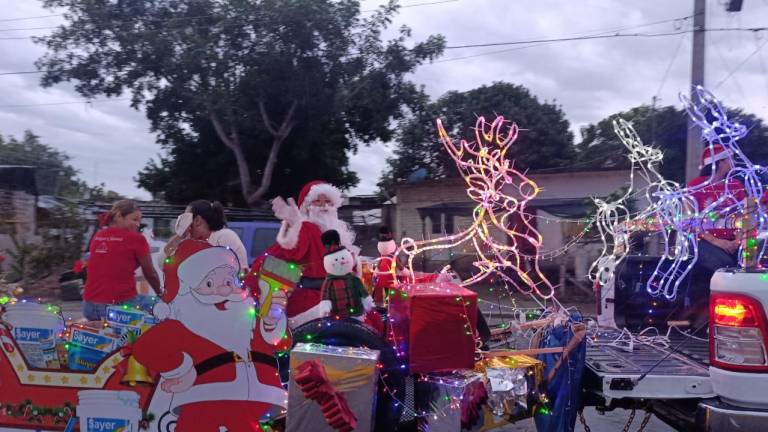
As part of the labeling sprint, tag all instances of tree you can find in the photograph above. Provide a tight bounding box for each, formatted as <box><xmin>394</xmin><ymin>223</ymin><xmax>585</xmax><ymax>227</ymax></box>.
<box><xmin>135</xmin><ymin>101</ymin><xmax>360</xmax><ymax>205</ymax></box>
<box><xmin>0</xmin><ymin>131</ymin><xmax>85</xmax><ymax>197</ymax></box>
<box><xmin>36</xmin><ymin>0</ymin><xmax>445</xmax><ymax>206</ymax></box>
<box><xmin>379</xmin><ymin>82</ymin><xmax>576</xmax><ymax>196</ymax></box>
<box><xmin>576</xmin><ymin>105</ymin><xmax>768</xmax><ymax>184</ymax></box>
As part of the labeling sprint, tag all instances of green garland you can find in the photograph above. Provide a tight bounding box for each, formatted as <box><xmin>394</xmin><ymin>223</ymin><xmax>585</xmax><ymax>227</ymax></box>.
<box><xmin>1</xmin><ymin>401</ymin><xmax>154</xmax><ymax>430</ymax></box>
<box><xmin>0</xmin><ymin>399</ymin><xmax>75</xmax><ymax>424</ymax></box>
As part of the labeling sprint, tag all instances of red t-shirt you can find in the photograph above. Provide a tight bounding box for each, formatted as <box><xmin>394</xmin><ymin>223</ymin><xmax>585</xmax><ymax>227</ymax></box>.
<box><xmin>84</xmin><ymin>226</ymin><xmax>150</xmax><ymax>303</ymax></box>
<box><xmin>687</xmin><ymin>176</ymin><xmax>746</xmax><ymax>241</ymax></box>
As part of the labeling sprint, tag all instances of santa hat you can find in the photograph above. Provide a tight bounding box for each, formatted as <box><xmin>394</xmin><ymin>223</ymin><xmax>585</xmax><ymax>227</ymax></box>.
<box><xmin>321</xmin><ymin>229</ymin><xmax>345</xmax><ymax>256</ymax></box>
<box><xmin>700</xmin><ymin>144</ymin><xmax>731</xmax><ymax>169</ymax></box>
<box><xmin>153</xmin><ymin>240</ymin><xmax>241</xmax><ymax>320</ymax></box>
<box><xmin>378</xmin><ymin>226</ymin><xmax>394</xmax><ymax>242</ymax></box>
<box><xmin>297</xmin><ymin>180</ymin><xmax>343</xmax><ymax>212</ymax></box>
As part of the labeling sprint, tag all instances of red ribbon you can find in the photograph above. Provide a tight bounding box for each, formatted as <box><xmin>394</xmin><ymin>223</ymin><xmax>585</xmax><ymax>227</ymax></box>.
<box><xmin>461</xmin><ymin>379</ymin><xmax>488</xmax><ymax>428</ymax></box>
<box><xmin>294</xmin><ymin>360</ymin><xmax>358</xmax><ymax>432</ymax></box>
<box><xmin>113</xmin><ymin>343</ymin><xmax>133</xmax><ymax>376</ymax></box>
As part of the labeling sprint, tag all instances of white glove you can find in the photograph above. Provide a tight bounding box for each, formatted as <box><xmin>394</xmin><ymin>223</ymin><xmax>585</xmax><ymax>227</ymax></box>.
<box><xmin>174</xmin><ymin>213</ymin><xmax>193</xmax><ymax>236</ymax></box>
<box><xmin>272</xmin><ymin>197</ymin><xmax>302</xmax><ymax>226</ymax></box>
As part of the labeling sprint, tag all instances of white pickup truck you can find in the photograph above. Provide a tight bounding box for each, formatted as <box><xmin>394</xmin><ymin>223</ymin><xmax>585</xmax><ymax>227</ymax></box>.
<box><xmin>586</xmin><ymin>256</ymin><xmax>768</xmax><ymax>431</ymax></box>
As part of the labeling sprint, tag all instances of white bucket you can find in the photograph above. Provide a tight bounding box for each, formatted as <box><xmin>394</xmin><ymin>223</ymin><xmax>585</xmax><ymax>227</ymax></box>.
<box><xmin>2</xmin><ymin>302</ymin><xmax>65</xmax><ymax>368</ymax></box>
<box><xmin>77</xmin><ymin>390</ymin><xmax>141</xmax><ymax>432</ymax></box>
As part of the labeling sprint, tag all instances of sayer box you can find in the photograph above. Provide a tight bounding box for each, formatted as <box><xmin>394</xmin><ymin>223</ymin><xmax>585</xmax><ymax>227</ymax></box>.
<box><xmin>12</xmin><ymin>327</ymin><xmax>58</xmax><ymax>368</ymax></box>
<box><xmin>68</xmin><ymin>327</ymin><xmax>118</xmax><ymax>371</ymax></box>
<box><xmin>388</xmin><ymin>282</ymin><xmax>478</xmax><ymax>374</ymax></box>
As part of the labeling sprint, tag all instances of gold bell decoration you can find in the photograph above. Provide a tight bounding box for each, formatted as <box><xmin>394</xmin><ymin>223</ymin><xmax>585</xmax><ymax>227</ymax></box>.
<box><xmin>121</xmin><ymin>355</ymin><xmax>154</xmax><ymax>386</ymax></box>
<box><xmin>119</xmin><ymin>331</ymin><xmax>153</xmax><ymax>386</ymax></box>
<box><xmin>12</xmin><ymin>286</ymin><xmax>23</xmax><ymax>297</ymax></box>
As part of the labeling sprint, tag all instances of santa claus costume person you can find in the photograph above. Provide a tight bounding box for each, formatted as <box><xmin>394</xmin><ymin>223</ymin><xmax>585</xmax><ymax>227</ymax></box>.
<box><xmin>245</xmin><ymin>180</ymin><xmax>360</xmax><ymax>328</ymax></box>
<box><xmin>133</xmin><ymin>240</ymin><xmax>287</xmax><ymax>432</ymax></box>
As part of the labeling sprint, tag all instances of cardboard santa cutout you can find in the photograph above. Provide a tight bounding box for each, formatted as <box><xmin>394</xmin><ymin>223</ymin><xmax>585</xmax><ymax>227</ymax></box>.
<box><xmin>133</xmin><ymin>240</ymin><xmax>287</xmax><ymax>432</ymax></box>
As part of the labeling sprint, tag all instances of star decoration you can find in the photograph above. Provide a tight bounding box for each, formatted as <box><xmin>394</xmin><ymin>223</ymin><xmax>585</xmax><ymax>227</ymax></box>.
<box><xmin>61</xmin><ymin>376</ymin><xmax>69</xmax><ymax>384</ymax></box>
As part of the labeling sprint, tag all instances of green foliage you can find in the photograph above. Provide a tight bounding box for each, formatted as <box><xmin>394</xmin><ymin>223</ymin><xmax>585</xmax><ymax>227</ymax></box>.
<box><xmin>576</xmin><ymin>105</ymin><xmax>768</xmax><ymax>184</ymax></box>
<box><xmin>36</xmin><ymin>0</ymin><xmax>445</xmax><ymax>205</ymax></box>
<box><xmin>5</xmin><ymin>204</ymin><xmax>86</xmax><ymax>283</ymax></box>
<box><xmin>379</xmin><ymin>82</ymin><xmax>575</xmax><ymax>197</ymax></box>
<box><xmin>0</xmin><ymin>131</ymin><xmax>85</xmax><ymax>197</ymax></box>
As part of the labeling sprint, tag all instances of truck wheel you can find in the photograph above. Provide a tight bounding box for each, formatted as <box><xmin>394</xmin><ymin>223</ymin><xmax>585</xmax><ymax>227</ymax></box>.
<box><xmin>289</xmin><ymin>318</ymin><xmax>407</xmax><ymax>431</ymax></box>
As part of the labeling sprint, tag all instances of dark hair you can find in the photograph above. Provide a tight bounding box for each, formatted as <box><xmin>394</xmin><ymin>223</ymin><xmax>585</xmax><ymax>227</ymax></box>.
<box><xmin>188</xmin><ymin>200</ymin><xmax>226</xmax><ymax>231</ymax></box>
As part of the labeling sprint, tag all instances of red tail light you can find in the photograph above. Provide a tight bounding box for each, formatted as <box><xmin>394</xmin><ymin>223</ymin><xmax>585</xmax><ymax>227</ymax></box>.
<box><xmin>710</xmin><ymin>294</ymin><xmax>768</xmax><ymax>372</ymax></box>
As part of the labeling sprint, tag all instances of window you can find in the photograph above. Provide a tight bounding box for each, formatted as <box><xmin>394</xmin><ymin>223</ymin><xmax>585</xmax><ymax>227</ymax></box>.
<box><xmin>251</xmin><ymin>228</ymin><xmax>279</xmax><ymax>258</ymax></box>
<box><xmin>431</xmin><ymin>213</ymin><xmax>454</xmax><ymax>235</ymax></box>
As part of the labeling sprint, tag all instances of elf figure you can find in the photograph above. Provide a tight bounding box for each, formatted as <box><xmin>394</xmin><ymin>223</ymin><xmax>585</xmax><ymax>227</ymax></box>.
<box><xmin>373</xmin><ymin>226</ymin><xmax>401</xmax><ymax>307</ymax></box>
<box><xmin>319</xmin><ymin>230</ymin><xmax>374</xmax><ymax>320</ymax></box>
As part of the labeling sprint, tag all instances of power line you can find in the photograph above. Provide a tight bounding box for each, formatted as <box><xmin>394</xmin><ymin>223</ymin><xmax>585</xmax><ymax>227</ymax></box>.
<box><xmin>654</xmin><ymin>32</ymin><xmax>687</xmax><ymax>99</ymax></box>
<box><xmin>0</xmin><ymin>0</ymin><xmax>458</xmax><ymax>34</ymax></box>
<box><xmin>433</xmin><ymin>15</ymin><xmax>692</xmax><ymax>64</ymax></box>
<box><xmin>0</xmin><ymin>14</ymin><xmax>63</xmax><ymax>23</ymax></box>
<box><xmin>714</xmin><ymin>36</ymin><xmax>768</xmax><ymax>90</ymax></box>
<box><xmin>443</xmin><ymin>27</ymin><xmax>768</xmax><ymax>50</ymax></box>
<box><xmin>0</xmin><ymin>98</ymin><xmax>132</xmax><ymax>109</ymax></box>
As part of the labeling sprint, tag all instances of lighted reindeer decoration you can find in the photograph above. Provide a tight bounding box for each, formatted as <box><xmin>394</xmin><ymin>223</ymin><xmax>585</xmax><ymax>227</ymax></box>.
<box><xmin>398</xmin><ymin>116</ymin><xmax>556</xmax><ymax>299</ymax></box>
<box><xmin>644</xmin><ymin>86</ymin><xmax>768</xmax><ymax>300</ymax></box>
<box><xmin>680</xmin><ymin>86</ymin><xmax>768</xmax><ymax>268</ymax></box>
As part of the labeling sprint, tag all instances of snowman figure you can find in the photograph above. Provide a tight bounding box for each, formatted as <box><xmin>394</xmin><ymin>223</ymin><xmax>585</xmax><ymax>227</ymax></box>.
<box><xmin>319</xmin><ymin>230</ymin><xmax>374</xmax><ymax>320</ymax></box>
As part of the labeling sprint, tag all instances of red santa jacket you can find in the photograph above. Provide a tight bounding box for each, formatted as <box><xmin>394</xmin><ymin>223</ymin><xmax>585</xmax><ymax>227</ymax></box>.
<box><xmin>248</xmin><ymin>221</ymin><xmax>326</xmax><ymax>281</ymax></box>
<box><xmin>133</xmin><ymin>319</ymin><xmax>286</xmax><ymax>409</ymax></box>
<box><xmin>245</xmin><ymin>221</ymin><xmax>327</xmax><ymax>320</ymax></box>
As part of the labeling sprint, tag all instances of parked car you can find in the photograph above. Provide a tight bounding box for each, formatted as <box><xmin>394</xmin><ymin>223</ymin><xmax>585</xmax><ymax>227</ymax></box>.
<box><xmin>227</xmin><ymin>220</ymin><xmax>281</xmax><ymax>266</ymax></box>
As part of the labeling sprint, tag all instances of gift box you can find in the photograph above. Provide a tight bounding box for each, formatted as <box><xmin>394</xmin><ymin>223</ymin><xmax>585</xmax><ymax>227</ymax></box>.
<box><xmin>472</xmin><ymin>355</ymin><xmax>544</xmax><ymax>430</ymax></box>
<box><xmin>287</xmin><ymin>343</ymin><xmax>380</xmax><ymax>432</ymax></box>
<box><xmin>417</xmin><ymin>370</ymin><xmax>487</xmax><ymax>431</ymax></box>
<box><xmin>388</xmin><ymin>282</ymin><xmax>478</xmax><ymax>373</ymax></box>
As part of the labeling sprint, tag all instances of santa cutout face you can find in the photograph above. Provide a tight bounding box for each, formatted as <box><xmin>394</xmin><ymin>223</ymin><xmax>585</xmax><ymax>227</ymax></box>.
<box><xmin>323</xmin><ymin>247</ymin><xmax>355</xmax><ymax>276</ymax></box>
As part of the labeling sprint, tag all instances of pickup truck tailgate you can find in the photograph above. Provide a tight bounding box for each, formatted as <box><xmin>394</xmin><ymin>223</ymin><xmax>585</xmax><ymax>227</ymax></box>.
<box><xmin>585</xmin><ymin>328</ymin><xmax>715</xmax><ymax>401</ymax></box>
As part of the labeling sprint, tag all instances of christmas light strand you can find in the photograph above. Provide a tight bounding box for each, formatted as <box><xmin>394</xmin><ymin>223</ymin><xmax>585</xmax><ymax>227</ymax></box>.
<box><xmin>397</xmin><ymin>116</ymin><xmax>556</xmax><ymax>299</ymax></box>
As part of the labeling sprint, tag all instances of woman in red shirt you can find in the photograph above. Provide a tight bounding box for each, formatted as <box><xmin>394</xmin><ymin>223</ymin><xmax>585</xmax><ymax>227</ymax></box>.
<box><xmin>83</xmin><ymin>200</ymin><xmax>162</xmax><ymax>320</ymax></box>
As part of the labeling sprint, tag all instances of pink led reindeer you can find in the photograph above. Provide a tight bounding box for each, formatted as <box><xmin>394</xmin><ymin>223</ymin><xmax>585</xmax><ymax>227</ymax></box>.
<box><xmin>398</xmin><ymin>116</ymin><xmax>556</xmax><ymax>299</ymax></box>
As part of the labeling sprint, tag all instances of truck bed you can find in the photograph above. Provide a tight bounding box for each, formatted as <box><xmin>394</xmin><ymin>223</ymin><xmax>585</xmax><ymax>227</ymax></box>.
<box><xmin>584</xmin><ymin>327</ymin><xmax>715</xmax><ymax>401</ymax></box>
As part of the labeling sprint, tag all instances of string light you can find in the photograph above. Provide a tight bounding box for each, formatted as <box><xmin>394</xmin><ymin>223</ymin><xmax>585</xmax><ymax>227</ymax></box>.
<box><xmin>396</xmin><ymin>116</ymin><xmax>556</xmax><ymax>299</ymax></box>
<box><xmin>640</xmin><ymin>86</ymin><xmax>768</xmax><ymax>299</ymax></box>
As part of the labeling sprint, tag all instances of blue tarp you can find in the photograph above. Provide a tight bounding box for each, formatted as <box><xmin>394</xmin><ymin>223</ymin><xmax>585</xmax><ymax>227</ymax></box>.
<box><xmin>534</xmin><ymin>317</ymin><xmax>587</xmax><ymax>432</ymax></box>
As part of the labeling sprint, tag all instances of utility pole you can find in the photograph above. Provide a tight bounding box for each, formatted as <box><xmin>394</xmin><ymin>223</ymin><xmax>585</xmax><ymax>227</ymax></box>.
<box><xmin>685</xmin><ymin>0</ymin><xmax>706</xmax><ymax>182</ymax></box>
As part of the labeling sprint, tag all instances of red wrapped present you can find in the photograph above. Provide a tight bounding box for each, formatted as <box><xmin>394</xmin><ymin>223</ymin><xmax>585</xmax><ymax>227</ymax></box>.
<box><xmin>388</xmin><ymin>282</ymin><xmax>478</xmax><ymax>373</ymax></box>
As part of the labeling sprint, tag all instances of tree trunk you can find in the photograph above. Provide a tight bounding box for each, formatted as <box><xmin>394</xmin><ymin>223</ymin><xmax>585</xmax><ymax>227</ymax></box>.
<box><xmin>209</xmin><ymin>110</ymin><xmax>253</xmax><ymax>204</ymax></box>
<box><xmin>245</xmin><ymin>100</ymin><xmax>298</xmax><ymax>206</ymax></box>
<box><xmin>208</xmin><ymin>100</ymin><xmax>298</xmax><ymax>207</ymax></box>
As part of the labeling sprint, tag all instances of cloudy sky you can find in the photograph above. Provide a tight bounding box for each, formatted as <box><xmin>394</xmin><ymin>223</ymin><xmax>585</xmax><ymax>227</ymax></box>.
<box><xmin>1</xmin><ymin>0</ymin><xmax>767</xmax><ymax>199</ymax></box>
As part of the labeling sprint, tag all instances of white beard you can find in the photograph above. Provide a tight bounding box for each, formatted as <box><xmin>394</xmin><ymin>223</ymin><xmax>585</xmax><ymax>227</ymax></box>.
<box><xmin>170</xmin><ymin>293</ymin><xmax>255</xmax><ymax>357</ymax></box>
<box><xmin>307</xmin><ymin>206</ymin><xmax>357</xmax><ymax>251</ymax></box>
